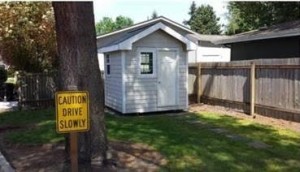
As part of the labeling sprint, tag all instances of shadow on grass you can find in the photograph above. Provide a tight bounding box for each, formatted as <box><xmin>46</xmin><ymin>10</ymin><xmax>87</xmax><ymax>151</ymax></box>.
<box><xmin>6</xmin><ymin>120</ymin><xmax>64</xmax><ymax>145</ymax></box>
<box><xmin>106</xmin><ymin>113</ymin><xmax>300</xmax><ymax>172</ymax></box>
<box><xmin>0</xmin><ymin>109</ymin><xmax>64</xmax><ymax>145</ymax></box>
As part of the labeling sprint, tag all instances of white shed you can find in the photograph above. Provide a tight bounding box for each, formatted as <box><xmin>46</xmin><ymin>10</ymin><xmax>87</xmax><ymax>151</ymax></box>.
<box><xmin>96</xmin><ymin>16</ymin><xmax>229</xmax><ymax>114</ymax></box>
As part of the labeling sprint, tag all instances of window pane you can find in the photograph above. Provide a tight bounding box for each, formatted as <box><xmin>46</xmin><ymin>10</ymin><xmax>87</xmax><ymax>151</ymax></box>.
<box><xmin>106</xmin><ymin>54</ymin><xmax>110</xmax><ymax>63</ymax></box>
<box><xmin>107</xmin><ymin>65</ymin><xmax>110</xmax><ymax>75</ymax></box>
<box><xmin>140</xmin><ymin>52</ymin><xmax>153</xmax><ymax>74</ymax></box>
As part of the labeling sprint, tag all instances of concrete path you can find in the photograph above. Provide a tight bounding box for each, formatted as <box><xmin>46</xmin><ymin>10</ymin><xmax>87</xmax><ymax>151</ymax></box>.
<box><xmin>0</xmin><ymin>101</ymin><xmax>17</xmax><ymax>172</ymax></box>
<box><xmin>0</xmin><ymin>102</ymin><xmax>18</xmax><ymax>113</ymax></box>
<box><xmin>0</xmin><ymin>152</ymin><xmax>14</xmax><ymax>172</ymax></box>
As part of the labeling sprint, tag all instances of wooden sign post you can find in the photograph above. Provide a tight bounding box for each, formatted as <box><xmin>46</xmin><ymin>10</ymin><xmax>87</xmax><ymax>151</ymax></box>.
<box><xmin>55</xmin><ymin>91</ymin><xmax>89</xmax><ymax>172</ymax></box>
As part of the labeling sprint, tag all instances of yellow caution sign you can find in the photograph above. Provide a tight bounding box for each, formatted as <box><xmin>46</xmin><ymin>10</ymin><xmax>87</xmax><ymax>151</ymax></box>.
<box><xmin>55</xmin><ymin>91</ymin><xmax>89</xmax><ymax>133</ymax></box>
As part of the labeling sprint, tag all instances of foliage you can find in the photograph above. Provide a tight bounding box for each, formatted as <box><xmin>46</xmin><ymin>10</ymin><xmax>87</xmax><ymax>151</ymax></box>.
<box><xmin>0</xmin><ymin>2</ymin><xmax>57</xmax><ymax>72</ymax></box>
<box><xmin>106</xmin><ymin>112</ymin><xmax>300</xmax><ymax>171</ymax></box>
<box><xmin>95</xmin><ymin>16</ymin><xmax>134</xmax><ymax>36</ymax></box>
<box><xmin>185</xmin><ymin>3</ymin><xmax>221</xmax><ymax>35</ymax></box>
<box><xmin>226</xmin><ymin>2</ymin><xmax>300</xmax><ymax>35</ymax></box>
<box><xmin>0</xmin><ymin>67</ymin><xmax>7</xmax><ymax>84</ymax></box>
<box><xmin>151</xmin><ymin>10</ymin><xmax>158</xmax><ymax>19</ymax></box>
<box><xmin>95</xmin><ymin>17</ymin><xmax>115</xmax><ymax>36</ymax></box>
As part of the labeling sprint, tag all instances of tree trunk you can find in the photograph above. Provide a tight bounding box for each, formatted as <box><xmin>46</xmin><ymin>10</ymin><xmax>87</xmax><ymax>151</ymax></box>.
<box><xmin>52</xmin><ymin>2</ymin><xmax>107</xmax><ymax>165</ymax></box>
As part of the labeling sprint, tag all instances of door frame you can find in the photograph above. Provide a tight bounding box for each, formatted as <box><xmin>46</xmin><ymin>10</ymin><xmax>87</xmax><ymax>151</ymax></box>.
<box><xmin>157</xmin><ymin>48</ymin><xmax>179</xmax><ymax>107</ymax></box>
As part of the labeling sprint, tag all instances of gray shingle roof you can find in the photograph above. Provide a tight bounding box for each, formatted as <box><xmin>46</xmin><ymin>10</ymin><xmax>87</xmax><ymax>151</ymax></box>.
<box><xmin>96</xmin><ymin>16</ymin><xmax>227</xmax><ymax>49</ymax></box>
<box><xmin>187</xmin><ymin>33</ymin><xmax>230</xmax><ymax>43</ymax></box>
<box><xmin>214</xmin><ymin>20</ymin><xmax>300</xmax><ymax>45</ymax></box>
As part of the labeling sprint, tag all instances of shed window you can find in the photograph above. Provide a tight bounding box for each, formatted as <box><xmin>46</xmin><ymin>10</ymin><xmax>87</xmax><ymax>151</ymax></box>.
<box><xmin>106</xmin><ymin>54</ymin><xmax>110</xmax><ymax>75</ymax></box>
<box><xmin>140</xmin><ymin>52</ymin><xmax>153</xmax><ymax>74</ymax></box>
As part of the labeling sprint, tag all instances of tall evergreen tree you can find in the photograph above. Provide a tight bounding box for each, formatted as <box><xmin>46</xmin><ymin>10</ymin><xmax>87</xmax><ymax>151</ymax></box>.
<box><xmin>186</xmin><ymin>4</ymin><xmax>221</xmax><ymax>34</ymax></box>
<box><xmin>184</xmin><ymin>1</ymin><xmax>196</xmax><ymax>26</ymax></box>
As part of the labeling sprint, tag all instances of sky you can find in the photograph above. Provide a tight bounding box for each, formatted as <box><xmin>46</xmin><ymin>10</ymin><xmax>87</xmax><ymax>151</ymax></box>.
<box><xmin>93</xmin><ymin>0</ymin><xmax>229</xmax><ymax>29</ymax></box>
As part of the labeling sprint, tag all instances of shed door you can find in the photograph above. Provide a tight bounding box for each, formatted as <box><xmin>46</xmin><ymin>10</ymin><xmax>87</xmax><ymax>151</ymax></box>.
<box><xmin>157</xmin><ymin>50</ymin><xmax>178</xmax><ymax>107</ymax></box>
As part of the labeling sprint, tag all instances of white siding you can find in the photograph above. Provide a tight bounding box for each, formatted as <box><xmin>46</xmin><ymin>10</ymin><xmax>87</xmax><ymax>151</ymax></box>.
<box><xmin>104</xmin><ymin>52</ymin><xmax>123</xmax><ymax>112</ymax></box>
<box><xmin>124</xmin><ymin>30</ymin><xmax>188</xmax><ymax>113</ymax></box>
<box><xmin>188</xmin><ymin>46</ymin><xmax>231</xmax><ymax>63</ymax></box>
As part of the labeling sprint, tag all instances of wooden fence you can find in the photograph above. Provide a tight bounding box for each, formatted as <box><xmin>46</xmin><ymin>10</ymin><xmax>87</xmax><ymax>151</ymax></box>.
<box><xmin>18</xmin><ymin>72</ymin><xmax>58</xmax><ymax>108</ymax></box>
<box><xmin>17</xmin><ymin>71</ymin><xmax>104</xmax><ymax>109</ymax></box>
<box><xmin>189</xmin><ymin>58</ymin><xmax>300</xmax><ymax>122</ymax></box>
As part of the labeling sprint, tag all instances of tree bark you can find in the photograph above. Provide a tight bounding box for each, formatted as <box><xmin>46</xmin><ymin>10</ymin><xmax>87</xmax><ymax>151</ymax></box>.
<box><xmin>52</xmin><ymin>2</ymin><xmax>107</xmax><ymax>165</ymax></box>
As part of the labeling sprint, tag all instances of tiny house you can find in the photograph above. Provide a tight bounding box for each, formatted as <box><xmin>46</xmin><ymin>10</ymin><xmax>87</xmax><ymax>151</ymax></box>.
<box><xmin>96</xmin><ymin>16</ymin><xmax>228</xmax><ymax>114</ymax></box>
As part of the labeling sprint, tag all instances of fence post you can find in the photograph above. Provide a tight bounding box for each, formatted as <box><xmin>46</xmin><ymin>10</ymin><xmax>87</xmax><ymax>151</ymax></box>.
<box><xmin>17</xmin><ymin>72</ymin><xmax>22</xmax><ymax>110</ymax></box>
<box><xmin>197</xmin><ymin>63</ymin><xmax>202</xmax><ymax>103</ymax></box>
<box><xmin>36</xmin><ymin>74</ymin><xmax>40</xmax><ymax>107</ymax></box>
<box><xmin>250</xmin><ymin>62</ymin><xmax>256</xmax><ymax>115</ymax></box>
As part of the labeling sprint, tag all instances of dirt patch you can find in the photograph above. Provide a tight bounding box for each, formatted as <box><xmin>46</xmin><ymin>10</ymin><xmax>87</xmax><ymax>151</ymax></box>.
<box><xmin>110</xmin><ymin>141</ymin><xmax>167</xmax><ymax>171</ymax></box>
<box><xmin>0</xmin><ymin>138</ymin><xmax>167</xmax><ymax>172</ymax></box>
<box><xmin>189</xmin><ymin>103</ymin><xmax>300</xmax><ymax>133</ymax></box>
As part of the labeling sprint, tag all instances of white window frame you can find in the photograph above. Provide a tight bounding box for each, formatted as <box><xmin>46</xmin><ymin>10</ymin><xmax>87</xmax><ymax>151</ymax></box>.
<box><xmin>137</xmin><ymin>48</ymin><xmax>156</xmax><ymax>78</ymax></box>
<box><xmin>105</xmin><ymin>54</ymin><xmax>111</xmax><ymax>77</ymax></box>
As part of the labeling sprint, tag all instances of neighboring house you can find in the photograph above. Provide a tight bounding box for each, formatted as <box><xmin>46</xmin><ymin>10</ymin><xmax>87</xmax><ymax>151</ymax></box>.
<box><xmin>186</xmin><ymin>34</ymin><xmax>230</xmax><ymax>63</ymax></box>
<box><xmin>214</xmin><ymin>20</ymin><xmax>300</xmax><ymax>61</ymax></box>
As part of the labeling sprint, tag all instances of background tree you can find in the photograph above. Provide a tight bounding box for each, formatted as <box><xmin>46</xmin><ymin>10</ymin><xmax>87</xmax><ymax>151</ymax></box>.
<box><xmin>95</xmin><ymin>17</ymin><xmax>115</xmax><ymax>36</ymax></box>
<box><xmin>226</xmin><ymin>2</ymin><xmax>300</xmax><ymax>35</ymax></box>
<box><xmin>184</xmin><ymin>1</ymin><xmax>196</xmax><ymax>26</ymax></box>
<box><xmin>185</xmin><ymin>3</ymin><xmax>221</xmax><ymax>34</ymax></box>
<box><xmin>115</xmin><ymin>16</ymin><xmax>134</xmax><ymax>30</ymax></box>
<box><xmin>95</xmin><ymin>16</ymin><xmax>133</xmax><ymax>36</ymax></box>
<box><xmin>151</xmin><ymin>10</ymin><xmax>158</xmax><ymax>19</ymax></box>
<box><xmin>0</xmin><ymin>2</ymin><xmax>57</xmax><ymax>72</ymax></box>
<box><xmin>53</xmin><ymin>1</ymin><xmax>107</xmax><ymax>166</ymax></box>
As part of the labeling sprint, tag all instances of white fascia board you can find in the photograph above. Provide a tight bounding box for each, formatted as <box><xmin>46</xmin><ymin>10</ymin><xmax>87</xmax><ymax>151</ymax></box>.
<box><xmin>99</xmin><ymin>22</ymin><xmax>197</xmax><ymax>53</ymax></box>
<box><xmin>118</xmin><ymin>22</ymin><xmax>167</xmax><ymax>49</ymax></box>
<box><xmin>160</xmin><ymin>24</ymin><xmax>197</xmax><ymax>51</ymax></box>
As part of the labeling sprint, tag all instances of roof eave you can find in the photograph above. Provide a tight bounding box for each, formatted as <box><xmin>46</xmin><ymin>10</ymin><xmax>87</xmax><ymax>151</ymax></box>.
<box><xmin>214</xmin><ymin>32</ymin><xmax>300</xmax><ymax>45</ymax></box>
<box><xmin>98</xmin><ymin>22</ymin><xmax>197</xmax><ymax>53</ymax></box>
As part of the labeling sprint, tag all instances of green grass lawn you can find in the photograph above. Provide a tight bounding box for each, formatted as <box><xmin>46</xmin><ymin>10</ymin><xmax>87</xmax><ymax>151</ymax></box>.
<box><xmin>0</xmin><ymin>109</ymin><xmax>300</xmax><ymax>171</ymax></box>
<box><xmin>0</xmin><ymin>109</ymin><xmax>63</xmax><ymax>144</ymax></box>
<box><xmin>107</xmin><ymin>112</ymin><xmax>300</xmax><ymax>171</ymax></box>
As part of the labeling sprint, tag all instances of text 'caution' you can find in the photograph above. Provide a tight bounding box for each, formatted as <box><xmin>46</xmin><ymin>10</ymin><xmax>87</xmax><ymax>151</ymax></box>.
<box><xmin>55</xmin><ymin>91</ymin><xmax>89</xmax><ymax>133</ymax></box>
